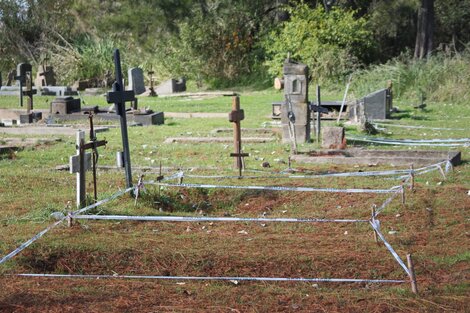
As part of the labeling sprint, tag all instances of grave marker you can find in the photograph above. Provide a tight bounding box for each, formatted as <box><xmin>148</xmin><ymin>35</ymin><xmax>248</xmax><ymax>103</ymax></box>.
<box><xmin>107</xmin><ymin>49</ymin><xmax>135</xmax><ymax>190</ymax></box>
<box><xmin>229</xmin><ymin>96</ymin><xmax>249</xmax><ymax>177</ymax></box>
<box><xmin>281</xmin><ymin>58</ymin><xmax>310</xmax><ymax>144</ymax></box>
<box><xmin>148</xmin><ymin>68</ymin><xmax>157</xmax><ymax>97</ymax></box>
<box><xmin>128</xmin><ymin>67</ymin><xmax>146</xmax><ymax>95</ymax></box>
<box><xmin>70</xmin><ymin>118</ymin><xmax>107</xmax><ymax>208</ymax></box>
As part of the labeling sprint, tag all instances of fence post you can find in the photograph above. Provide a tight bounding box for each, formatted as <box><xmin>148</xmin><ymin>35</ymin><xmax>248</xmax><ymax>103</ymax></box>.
<box><xmin>406</xmin><ymin>254</ymin><xmax>418</xmax><ymax>294</ymax></box>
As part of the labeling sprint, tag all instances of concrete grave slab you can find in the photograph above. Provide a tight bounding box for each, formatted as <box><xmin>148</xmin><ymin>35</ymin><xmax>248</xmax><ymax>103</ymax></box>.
<box><xmin>164</xmin><ymin>137</ymin><xmax>275</xmax><ymax>144</ymax></box>
<box><xmin>290</xmin><ymin>149</ymin><xmax>461</xmax><ymax>167</ymax></box>
<box><xmin>165</xmin><ymin>112</ymin><xmax>227</xmax><ymax>118</ymax></box>
<box><xmin>210</xmin><ymin>128</ymin><xmax>275</xmax><ymax>134</ymax></box>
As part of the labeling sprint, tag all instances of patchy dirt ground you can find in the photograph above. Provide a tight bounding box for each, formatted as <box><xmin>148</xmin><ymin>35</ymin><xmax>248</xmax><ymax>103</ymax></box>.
<box><xmin>1</xmin><ymin>181</ymin><xmax>468</xmax><ymax>312</ymax></box>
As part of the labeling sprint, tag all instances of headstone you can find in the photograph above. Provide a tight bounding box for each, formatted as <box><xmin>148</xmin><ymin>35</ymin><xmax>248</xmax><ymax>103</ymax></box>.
<box><xmin>281</xmin><ymin>58</ymin><xmax>310</xmax><ymax>143</ymax></box>
<box><xmin>50</xmin><ymin>97</ymin><xmax>81</xmax><ymax>114</ymax></box>
<box><xmin>350</xmin><ymin>88</ymin><xmax>393</xmax><ymax>121</ymax></box>
<box><xmin>16</xmin><ymin>63</ymin><xmax>32</xmax><ymax>84</ymax></box>
<box><xmin>128</xmin><ymin>67</ymin><xmax>146</xmax><ymax>95</ymax></box>
<box><xmin>35</xmin><ymin>65</ymin><xmax>56</xmax><ymax>87</ymax></box>
<box><xmin>321</xmin><ymin>126</ymin><xmax>346</xmax><ymax>149</ymax></box>
<box><xmin>155</xmin><ymin>78</ymin><xmax>186</xmax><ymax>95</ymax></box>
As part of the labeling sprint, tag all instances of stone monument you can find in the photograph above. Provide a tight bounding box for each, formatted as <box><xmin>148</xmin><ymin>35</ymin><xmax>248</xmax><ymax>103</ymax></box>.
<box><xmin>281</xmin><ymin>58</ymin><xmax>310</xmax><ymax>143</ymax></box>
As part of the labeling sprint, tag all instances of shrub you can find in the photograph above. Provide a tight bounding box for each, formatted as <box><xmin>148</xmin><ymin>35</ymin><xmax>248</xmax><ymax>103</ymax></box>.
<box><xmin>262</xmin><ymin>2</ymin><xmax>374</xmax><ymax>83</ymax></box>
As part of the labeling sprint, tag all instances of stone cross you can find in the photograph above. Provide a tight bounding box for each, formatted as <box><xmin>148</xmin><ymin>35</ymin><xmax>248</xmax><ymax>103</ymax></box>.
<box><xmin>228</xmin><ymin>96</ymin><xmax>248</xmax><ymax>177</ymax></box>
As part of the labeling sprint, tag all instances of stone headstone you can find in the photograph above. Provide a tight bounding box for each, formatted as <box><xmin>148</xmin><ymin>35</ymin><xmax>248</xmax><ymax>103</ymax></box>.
<box><xmin>350</xmin><ymin>88</ymin><xmax>392</xmax><ymax>121</ymax></box>
<box><xmin>50</xmin><ymin>97</ymin><xmax>81</xmax><ymax>114</ymax></box>
<box><xmin>35</xmin><ymin>65</ymin><xmax>56</xmax><ymax>87</ymax></box>
<box><xmin>321</xmin><ymin>126</ymin><xmax>346</xmax><ymax>149</ymax></box>
<box><xmin>281</xmin><ymin>58</ymin><xmax>310</xmax><ymax>143</ymax></box>
<box><xmin>128</xmin><ymin>67</ymin><xmax>146</xmax><ymax>95</ymax></box>
<box><xmin>16</xmin><ymin>63</ymin><xmax>32</xmax><ymax>82</ymax></box>
<box><xmin>156</xmin><ymin>78</ymin><xmax>186</xmax><ymax>95</ymax></box>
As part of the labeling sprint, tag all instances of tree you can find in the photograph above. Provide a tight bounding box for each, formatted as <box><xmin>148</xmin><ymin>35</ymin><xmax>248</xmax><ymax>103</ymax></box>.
<box><xmin>414</xmin><ymin>0</ymin><xmax>435</xmax><ymax>59</ymax></box>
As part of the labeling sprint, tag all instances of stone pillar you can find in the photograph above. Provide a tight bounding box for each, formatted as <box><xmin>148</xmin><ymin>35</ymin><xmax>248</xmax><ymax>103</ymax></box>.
<box><xmin>281</xmin><ymin>59</ymin><xmax>310</xmax><ymax>143</ymax></box>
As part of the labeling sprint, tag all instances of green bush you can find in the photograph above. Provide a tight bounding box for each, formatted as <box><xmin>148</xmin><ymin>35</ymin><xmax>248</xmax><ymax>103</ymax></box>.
<box><xmin>262</xmin><ymin>2</ymin><xmax>373</xmax><ymax>83</ymax></box>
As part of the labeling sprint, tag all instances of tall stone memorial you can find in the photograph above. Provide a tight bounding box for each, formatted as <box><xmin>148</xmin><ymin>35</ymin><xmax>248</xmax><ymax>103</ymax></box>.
<box><xmin>281</xmin><ymin>59</ymin><xmax>310</xmax><ymax>143</ymax></box>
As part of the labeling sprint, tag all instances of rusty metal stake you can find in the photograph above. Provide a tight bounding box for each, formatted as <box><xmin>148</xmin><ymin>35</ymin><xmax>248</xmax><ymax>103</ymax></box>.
<box><xmin>401</xmin><ymin>184</ymin><xmax>406</xmax><ymax>205</ymax></box>
<box><xmin>407</xmin><ymin>254</ymin><xmax>418</xmax><ymax>294</ymax></box>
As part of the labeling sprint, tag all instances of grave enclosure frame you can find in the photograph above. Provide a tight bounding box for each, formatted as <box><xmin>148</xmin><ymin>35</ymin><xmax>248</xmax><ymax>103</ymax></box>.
<box><xmin>1</xmin><ymin>158</ymin><xmax>454</xmax><ymax>293</ymax></box>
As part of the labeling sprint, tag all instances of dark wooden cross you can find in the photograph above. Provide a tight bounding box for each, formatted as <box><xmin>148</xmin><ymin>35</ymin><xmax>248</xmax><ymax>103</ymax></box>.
<box><xmin>106</xmin><ymin>49</ymin><xmax>135</xmax><ymax>190</ymax></box>
<box><xmin>15</xmin><ymin>63</ymin><xmax>36</xmax><ymax>112</ymax></box>
<box><xmin>228</xmin><ymin>96</ymin><xmax>249</xmax><ymax>177</ymax></box>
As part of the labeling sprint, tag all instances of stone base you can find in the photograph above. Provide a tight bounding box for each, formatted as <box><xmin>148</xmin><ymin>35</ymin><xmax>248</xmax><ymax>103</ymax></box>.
<box><xmin>133</xmin><ymin>112</ymin><xmax>164</xmax><ymax>126</ymax></box>
<box><xmin>20</xmin><ymin>113</ymin><xmax>33</xmax><ymax>124</ymax></box>
<box><xmin>321</xmin><ymin>126</ymin><xmax>346</xmax><ymax>149</ymax></box>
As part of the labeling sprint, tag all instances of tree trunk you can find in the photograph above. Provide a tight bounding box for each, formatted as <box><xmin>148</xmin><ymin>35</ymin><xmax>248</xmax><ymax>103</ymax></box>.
<box><xmin>414</xmin><ymin>0</ymin><xmax>434</xmax><ymax>59</ymax></box>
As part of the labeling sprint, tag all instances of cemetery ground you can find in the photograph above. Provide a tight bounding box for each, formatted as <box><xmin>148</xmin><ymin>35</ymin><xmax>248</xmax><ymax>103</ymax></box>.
<box><xmin>0</xmin><ymin>90</ymin><xmax>469</xmax><ymax>312</ymax></box>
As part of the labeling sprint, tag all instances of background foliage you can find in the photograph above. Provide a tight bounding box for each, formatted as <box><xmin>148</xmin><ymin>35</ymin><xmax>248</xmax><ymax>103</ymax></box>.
<box><xmin>1</xmin><ymin>0</ymin><xmax>470</xmax><ymax>97</ymax></box>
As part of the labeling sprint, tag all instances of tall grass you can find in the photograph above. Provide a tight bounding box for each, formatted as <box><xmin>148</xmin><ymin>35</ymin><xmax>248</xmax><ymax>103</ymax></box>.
<box><xmin>351</xmin><ymin>48</ymin><xmax>470</xmax><ymax>104</ymax></box>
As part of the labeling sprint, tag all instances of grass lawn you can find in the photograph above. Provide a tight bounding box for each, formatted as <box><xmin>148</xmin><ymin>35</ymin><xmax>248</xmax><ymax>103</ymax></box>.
<box><xmin>0</xmin><ymin>88</ymin><xmax>469</xmax><ymax>312</ymax></box>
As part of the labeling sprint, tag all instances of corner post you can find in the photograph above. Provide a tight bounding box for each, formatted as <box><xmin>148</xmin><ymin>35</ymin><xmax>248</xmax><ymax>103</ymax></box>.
<box><xmin>407</xmin><ymin>253</ymin><xmax>418</xmax><ymax>294</ymax></box>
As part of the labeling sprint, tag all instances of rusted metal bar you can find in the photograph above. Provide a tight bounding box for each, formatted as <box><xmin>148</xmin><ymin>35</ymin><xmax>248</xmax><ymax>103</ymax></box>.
<box><xmin>406</xmin><ymin>254</ymin><xmax>418</xmax><ymax>294</ymax></box>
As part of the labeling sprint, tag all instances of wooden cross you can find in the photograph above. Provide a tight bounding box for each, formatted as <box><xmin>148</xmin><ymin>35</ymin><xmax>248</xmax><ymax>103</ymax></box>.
<box><xmin>70</xmin><ymin>125</ymin><xmax>107</xmax><ymax>209</ymax></box>
<box><xmin>228</xmin><ymin>96</ymin><xmax>249</xmax><ymax>177</ymax></box>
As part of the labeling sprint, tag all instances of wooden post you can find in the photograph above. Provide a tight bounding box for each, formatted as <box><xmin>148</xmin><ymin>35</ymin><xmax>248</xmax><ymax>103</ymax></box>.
<box><xmin>316</xmin><ymin>85</ymin><xmax>321</xmax><ymax>143</ymax></box>
<box><xmin>401</xmin><ymin>184</ymin><xmax>406</xmax><ymax>205</ymax></box>
<box><xmin>76</xmin><ymin>130</ymin><xmax>86</xmax><ymax>209</ymax></box>
<box><xmin>371</xmin><ymin>206</ymin><xmax>379</xmax><ymax>245</ymax></box>
<box><xmin>18</xmin><ymin>79</ymin><xmax>23</xmax><ymax>107</ymax></box>
<box><xmin>409</xmin><ymin>164</ymin><xmax>415</xmax><ymax>190</ymax></box>
<box><xmin>233</xmin><ymin>96</ymin><xmax>242</xmax><ymax>171</ymax></box>
<box><xmin>407</xmin><ymin>254</ymin><xmax>418</xmax><ymax>294</ymax></box>
<box><xmin>229</xmin><ymin>96</ymin><xmax>248</xmax><ymax>177</ymax></box>
<box><xmin>26</xmin><ymin>71</ymin><xmax>33</xmax><ymax>113</ymax></box>
<box><xmin>67</xmin><ymin>212</ymin><xmax>73</xmax><ymax>228</ymax></box>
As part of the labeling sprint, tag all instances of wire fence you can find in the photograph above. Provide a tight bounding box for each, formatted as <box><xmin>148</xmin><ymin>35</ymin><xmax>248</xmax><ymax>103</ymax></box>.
<box><xmin>1</xmin><ymin>159</ymin><xmax>453</xmax><ymax>286</ymax></box>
